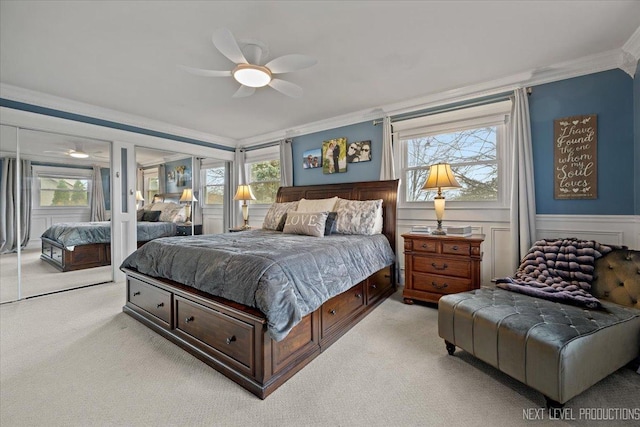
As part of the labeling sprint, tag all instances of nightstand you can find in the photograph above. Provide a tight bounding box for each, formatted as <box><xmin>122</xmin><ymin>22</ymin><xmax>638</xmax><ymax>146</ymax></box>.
<box><xmin>175</xmin><ymin>223</ymin><xmax>203</xmax><ymax>236</ymax></box>
<box><xmin>402</xmin><ymin>233</ymin><xmax>484</xmax><ymax>304</ymax></box>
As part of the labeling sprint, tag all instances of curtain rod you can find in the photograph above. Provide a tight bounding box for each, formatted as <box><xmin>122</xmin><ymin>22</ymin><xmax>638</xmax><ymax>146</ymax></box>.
<box><xmin>372</xmin><ymin>87</ymin><xmax>532</xmax><ymax>126</ymax></box>
<box><xmin>243</xmin><ymin>138</ymin><xmax>291</xmax><ymax>152</ymax></box>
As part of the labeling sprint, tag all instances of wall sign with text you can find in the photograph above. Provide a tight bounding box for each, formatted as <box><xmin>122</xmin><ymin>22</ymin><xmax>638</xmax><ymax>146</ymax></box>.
<box><xmin>553</xmin><ymin>114</ymin><xmax>597</xmax><ymax>200</ymax></box>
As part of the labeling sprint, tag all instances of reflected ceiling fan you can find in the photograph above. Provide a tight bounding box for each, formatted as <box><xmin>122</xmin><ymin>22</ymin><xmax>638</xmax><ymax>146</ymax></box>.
<box><xmin>43</xmin><ymin>144</ymin><xmax>108</xmax><ymax>159</ymax></box>
<box><xmin>180</xmin><ymin>28</ymin><xmax>317</xmax><ymax>98</ymax></box>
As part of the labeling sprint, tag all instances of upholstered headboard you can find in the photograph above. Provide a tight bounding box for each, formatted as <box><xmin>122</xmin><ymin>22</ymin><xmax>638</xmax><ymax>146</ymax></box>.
<box><xmin>276</xmin><ymin>180</ymin><xmax>399</xmax><ymax>256</ymax></box>
<box><xmin>592</xmin><ymin>248</ymin><xmax>640</xmax><ymax>310</ymax></box>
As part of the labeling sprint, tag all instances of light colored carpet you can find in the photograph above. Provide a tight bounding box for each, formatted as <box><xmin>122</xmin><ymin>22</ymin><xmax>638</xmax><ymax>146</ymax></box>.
<box><xmin>1</xmin><ymin>283</ymin><xmax>638</xmax><ymax>427</ymax></box>
<box><xmin>0</xmin><ymin>243</ymin><xmax>112</xmax><ymax>302</ymax></box>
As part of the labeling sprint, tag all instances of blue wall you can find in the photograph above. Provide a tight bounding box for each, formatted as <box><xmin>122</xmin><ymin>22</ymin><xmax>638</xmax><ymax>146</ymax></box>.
<box><xmin>529</xmin><ymin>69</ymin><xmax>635</xmax><ymax>215</ymax></box>
<box><xmin>292</xmin><ymin>121</ymin><xmax>383</xmax><ymax>186</ymax></box>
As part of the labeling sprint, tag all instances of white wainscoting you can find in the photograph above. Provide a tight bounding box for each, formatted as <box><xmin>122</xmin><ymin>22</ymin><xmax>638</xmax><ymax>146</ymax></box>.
<box><xmin>31</xmin><ymin>209</ymin><xmax>90</xmax><ymax>244</ymax></box>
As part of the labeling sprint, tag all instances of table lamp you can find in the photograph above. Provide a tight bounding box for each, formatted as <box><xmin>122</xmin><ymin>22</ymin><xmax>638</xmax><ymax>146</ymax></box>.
<box><xmin>422</xmin><ymin>163</ymin><xmax>461</xmax><ymax>235</ymax></box>
<box><xmin>179</xmin><ymin>188</ymin><xmax>197</xmax><ymax>225</ymax></box>
<box><xmin>135</xmin><ymin>190</ymin><xmax>144</xmax><ymax>209</ymax></box>
<box><xmin>233</xmin><ymin>184</ymin><xmax>256</xmax><ymax>229</ymax></box>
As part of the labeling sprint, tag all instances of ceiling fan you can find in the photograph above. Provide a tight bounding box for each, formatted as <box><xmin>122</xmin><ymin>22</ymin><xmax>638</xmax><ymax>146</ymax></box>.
<box><xmin>180</xmin><ymin>28</ymin><xmax>317</xmax><ymax>98</ymax></box>
<box><xmin>43</xmin><ymin>144</ymin><xmax>107</xmax><ymax>160</ymax></box>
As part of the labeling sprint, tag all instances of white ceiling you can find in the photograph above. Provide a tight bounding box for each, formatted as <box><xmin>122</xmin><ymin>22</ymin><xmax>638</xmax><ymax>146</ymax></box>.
<box><xmin>1</xmin><ymin>1</ymin><xmax>639</xmax><ymax>145</ymax></box>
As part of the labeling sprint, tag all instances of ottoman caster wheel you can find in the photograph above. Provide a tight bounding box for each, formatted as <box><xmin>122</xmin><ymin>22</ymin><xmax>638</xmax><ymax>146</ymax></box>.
<box><xmin>445</xmin><ymin>341</ymin><xmax>455</xmax><ymax>355</ymax></box>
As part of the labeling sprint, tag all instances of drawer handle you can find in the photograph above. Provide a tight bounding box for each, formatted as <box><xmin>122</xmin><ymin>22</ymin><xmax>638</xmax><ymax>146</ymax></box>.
<box><xmin>452</xmin><ymin>245</ymin><xmax>459</xmax><ymax>251</ymax></box>
<box><xmin>329</xmin><ymin>309</ymin><xmax>337</xmax><ymax>315</ymax></box>
<box><xmin>431</xmin><ymin>281</ymin><xmax>448</xmax><ymax>290</ymax></box>
<box><xmin>421</xmin><ymin>243</ymin><xmax>428</xmax><ymax>248</ymax></box>
<box><xmin>226</xmin><ymin>336</ymin><xmax>236</xmax><ymax>345</ymax></box>
<box><xmin>133</xmin><ymin>291</ymin><xmax>141</xmax><ymax>296</ymax></box>
<box><xmin>185</xmin><ymin>316</ymin><xmax>194</xmax><ymax>323</ymax></box>
<box><xmin>156</xmin><ymin>302</ymin><xmax>164</xmax><ymax>308</ymax></box>
<box><xmin>384</xmin><ymin>274</ymin><xmax>391</xmax><ymax>278</ymax></box>
<box><xmin>355</xmin><ymin>293</ymin><xmax>362</xmax><ymax>299</ymax></box>
<box><xmin>431</xmin><ymin>263</ymin><xmax>448</xmax><ymax>270</ymax></box>
<box><xmin>370</xmin><ymin>284</ymin><xmax>377</xmax><ymax>289</ymax></box>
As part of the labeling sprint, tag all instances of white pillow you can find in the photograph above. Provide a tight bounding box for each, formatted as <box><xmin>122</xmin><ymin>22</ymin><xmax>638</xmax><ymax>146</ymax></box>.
<box><xmin>282</xmin><ymin>212</ymin><xmax>328</xmax><ymax>237</ymax></box>
<box><xmin>296</xmin><ymin>197</ymin><xmax>338</xmax><ymax>213</ymax></box>
<box><xmin>159</xmin><ymin>205</ymin><xmax>187</xmax><ymax>222</ymax></box>
<box><xmin>334</xmin><ymin>198</ymin><xmax>383</xmax><ymax>235</ymax></box>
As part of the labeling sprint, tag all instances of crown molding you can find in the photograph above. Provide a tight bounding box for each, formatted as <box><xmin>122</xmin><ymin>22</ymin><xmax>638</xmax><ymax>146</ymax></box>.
<box><xmin>242</xmin><ymin>48</ymin><xmax>626</xmax><ymax>147</ymax></box>
<box><xmin>622</xmin><ymin>25</ymin><xmax>640</xmax><ymax>61</ymax></box>
<box><xmin>0</xmin><ymin>83</ymin><xmax>237</xmax><ymax>148</ymax></box>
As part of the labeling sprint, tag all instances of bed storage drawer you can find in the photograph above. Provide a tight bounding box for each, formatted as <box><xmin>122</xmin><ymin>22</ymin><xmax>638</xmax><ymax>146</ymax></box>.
<box><xmin>366</xmin><ymin>265</ymin><xmax>393</xmax><ymax>304</ymax></box>
<box><xmin>128</xmin><ymin>277</ymin><xmax>172</xmax><ymax>326</ymax></box>
<box><xmin>321</xmin><ymin>283</ymin><xmax>365</xmax><ymax>337</ymax></box>
<box><xmin>174</xmin><ymin>296</ymin><xmax>254</xmax><ymax>374</ymax></box>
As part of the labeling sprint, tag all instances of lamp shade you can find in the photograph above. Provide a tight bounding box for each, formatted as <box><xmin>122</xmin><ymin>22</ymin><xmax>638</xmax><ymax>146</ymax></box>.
<box><xmin>233</xmin><ymin>184</ymin><xmax>256</xmax><ymax>201</ymax></box>
<box><xmin>422</xmin><ymin>163</ymin><xmax>461</xmax><ymax>190</ymax></box>
<box><xmin>135</xmin><ymin>190</ymin><xmax>144</xmax><ymax>201</ymax></box>
<box><xmin>179</xmin><ymin>188</ymin><xmax>197</xmax><ymax>203</ymax></box>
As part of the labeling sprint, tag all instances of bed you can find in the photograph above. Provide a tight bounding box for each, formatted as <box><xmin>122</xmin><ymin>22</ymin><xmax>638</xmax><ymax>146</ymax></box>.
<box><xmin>121</xmin><ymin>179</ymin><xmax>399</xmax><ymax>398</ymax></box>
<box><xmin>40</xmin><ymin>193</ymin><xmax>183</xmax><ymax>272</ymax></box>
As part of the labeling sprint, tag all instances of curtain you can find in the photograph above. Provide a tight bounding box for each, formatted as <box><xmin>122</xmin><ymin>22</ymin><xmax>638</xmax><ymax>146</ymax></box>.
<box><xmin>0</xmin><ymin>158</ymin><xmax>32</xmax><ymax>254</ymax></box>
<box><xmin>233</xmin><ymin>148</ymin><xmax>247</xmax><ymax>226</ymax></box>
<box><xmin>380</xmin><ymin>116</ymin><xmax>396</xmax><ymax>180</ymax></box>
<box><xmin>279</xmin><ymin>138</ymin><xmax>293</xmax><ymax>187</ymax></box>
<box><xmin>90</xmin><ymin>166</ymin><xmax>106</xmax><ymax>221</ymax></box>
<box><xmin>158</xmin><ymin>164</ymin><xmax>166</xmax><ymax>194</ymax></box>
<box><xmin>509</xmin><ymin>88</ymin><xmax>537</xmax><ymax>269</ymax></box>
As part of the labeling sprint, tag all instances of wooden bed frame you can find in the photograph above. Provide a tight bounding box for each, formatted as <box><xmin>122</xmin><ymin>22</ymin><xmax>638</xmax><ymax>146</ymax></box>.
<box><xmin>40</xmin><ymin>193</ymin><xmax>183</xmax><ymax>272</ymax></box>
<box><xmin>122</xmin><ymin>179</ymin><xmax>399</xmax><ymax>398</ymax></box>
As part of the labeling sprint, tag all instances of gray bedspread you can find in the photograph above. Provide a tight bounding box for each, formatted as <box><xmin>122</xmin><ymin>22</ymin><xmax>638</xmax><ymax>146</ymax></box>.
<box><xmin>120</xmin><ymin>230</ymin><xmax>395</xmax><ymax>341</ymax></box>
<box><xmin>42</xmin><ymin>221</ymin><xmax>177</xmax><ymax>249</ymax></box>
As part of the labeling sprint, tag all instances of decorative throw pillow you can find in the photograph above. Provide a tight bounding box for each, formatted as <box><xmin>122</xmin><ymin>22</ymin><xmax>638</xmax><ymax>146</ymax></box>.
<box><xmin>159</xmin><ymin>205</ymin><xmax>186</xmax><ymax>223</ymax></box>
<box><xmin>324</xmin><ymin>212</ymin><xmax>338</xmax><ymax>235</ymax></box>
<box><xmin>136</xmin><ymin>208</ymin><xmax>145</xmax><ymax>221</ymax></box>
<box><xmin>334</xmin><ymin>199</ymin><xmax>383</xmax><ymax>235</ymax></box>
<box><xmin>296</xmin><ymin>197</ymin><xmax>338</xmax><ymax>213</ymax></box>
<box><xmin>282</xmin><ymin>212</ymin><xmax>328</xmax><ymax>237</ymax></box>
<box><xmin>141</xmin><ymin>210</ymin><xmax>161</xmax><ymax>222</ymax></box>
<box><xmin>262</xmin><ymin>201</ymin><xmax>299</xmax><ymax>230</ymax></box>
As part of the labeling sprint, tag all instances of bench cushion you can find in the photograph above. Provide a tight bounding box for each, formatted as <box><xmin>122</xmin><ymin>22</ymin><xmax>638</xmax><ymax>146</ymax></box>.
<box><xmin>438</xmin><ymin>287</ymin><xmax>640</xmax><ymax>403</ymax></box>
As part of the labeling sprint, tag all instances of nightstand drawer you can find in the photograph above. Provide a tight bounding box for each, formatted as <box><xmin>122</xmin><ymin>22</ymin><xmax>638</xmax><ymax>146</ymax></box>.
<box><xmin>411</xmin><ymin>272</ymin><xmax>471</xmax><ymax>295</ymax></box>
<box><xmin>442</xmin><ymin>242</ymin><xmax>470</xmax><ymax>256</ymax></box>
<box><xmin>413</xmin><ymin>256</ymin><xmax>470</xmax><ymax>278</ymax></box>
<box><xmin>409</xmin><ymin>239</ymin><xmax>438</xmax><ymax>253</ymax></box>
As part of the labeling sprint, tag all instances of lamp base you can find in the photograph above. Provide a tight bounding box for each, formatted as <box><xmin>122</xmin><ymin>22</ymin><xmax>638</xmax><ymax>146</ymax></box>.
<box><xmin>431</xmin><ymin>220</ymin><xmax>446</xmax><ymax>235</ymax></box>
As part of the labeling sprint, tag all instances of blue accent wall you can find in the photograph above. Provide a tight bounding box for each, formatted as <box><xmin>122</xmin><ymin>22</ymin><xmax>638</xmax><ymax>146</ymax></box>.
<box><xmin>292</xmin><ymin>121</ymin><xmax>383</xmax><ymax>186</ymax></box>
<box><xmin>529</xmin><ymin>69</ymin><xmax>635</xmax><ymax>215</ymax></box>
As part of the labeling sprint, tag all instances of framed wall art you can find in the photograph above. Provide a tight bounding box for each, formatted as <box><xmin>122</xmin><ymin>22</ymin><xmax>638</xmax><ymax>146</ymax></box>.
<box><xmin>553</xmin><ymin>114</ymin><xmax>597</xmax><ymax>199</ymax></box>
<box><xmin>322</xmin><ymin>137</ymin><xmax>347</xmax><ymax>174</ymax></box>
<box><xmin>346</xmin><ymin>140</ymin><xmax>371</xmax><ymax>163</ymax></box>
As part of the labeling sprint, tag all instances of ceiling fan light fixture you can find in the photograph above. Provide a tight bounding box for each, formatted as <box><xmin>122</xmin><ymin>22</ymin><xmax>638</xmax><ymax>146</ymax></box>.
<box><xmin>69</xmin><ymin>150</ymin><xmax>89</xmax><ymax>158</ymax></box>
<box><xmin>232</xmin><ymin>64</ymin><xmax>272</xmax><ymax>88</ymax></box>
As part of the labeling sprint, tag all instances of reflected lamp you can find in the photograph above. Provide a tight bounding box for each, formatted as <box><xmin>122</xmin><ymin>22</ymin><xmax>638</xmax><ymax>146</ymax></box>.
<box><xmin>179</xmin><ymin>189</ymin><xmax>198</xmax><ymax>225</ymax></box>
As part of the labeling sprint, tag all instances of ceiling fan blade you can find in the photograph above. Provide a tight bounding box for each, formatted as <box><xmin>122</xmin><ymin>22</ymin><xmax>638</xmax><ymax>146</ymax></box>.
<box><xmin>265</xmin><ymin>54</ymin><xmax>317</xmax><ymax>74</ymax></box>
<box><xmin>232</xmin><ymin>85</ymin><xmax>256</xmax><ymax>98</ymax></box>
<box><xmin>268</xmin><ymin>79</ymin><xmax>303</xmax><ymax>98</ymax></box>
<box><xmin>178</xmin><ymin>65</ymin><xmax>231</xmax><ymax>77</ymax></box>
<box><xmin>212</xmin><ymin>28</ymin><xmax>248</xmax><ymax>65</ymax></box>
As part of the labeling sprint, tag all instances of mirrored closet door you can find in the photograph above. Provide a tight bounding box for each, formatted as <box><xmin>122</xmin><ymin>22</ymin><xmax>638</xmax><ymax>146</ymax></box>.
<box><xmin>0</xmin><ymin>127</ymin><xmax>113</xmax><ymax>302</ymax></box>
<box><xmin>0</xmin><ymin>125</ymin><xmax>19</xmax><ymax>303</ymax></box>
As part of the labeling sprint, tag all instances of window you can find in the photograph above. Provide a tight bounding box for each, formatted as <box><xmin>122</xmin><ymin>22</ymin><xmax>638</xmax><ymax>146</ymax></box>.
<box><xmin>203</xmin><ymin>166</ymin><xmax>225</xmax><ymax>205</ymax></box>
<box><xmin>404</xmin><ymin>126</ymin><xmax>499</xmax><ymax>202</ymax></box>
<box><xmin>38</xmin><ymin>176</ymin><xmax>90</xmax><ymax>207</ymax></box>
<box><xmin>146</xmin><ymin>176</ymin><xmax>159</xmax><ymax>203</ymax></box>
<box><xmin>396</xmin><ymin>100</ymin><xmax>510</xmax><ymax>205</ymax></box>
<box><xmin>247</xmin><ymin>159</ymin><xmax>280</xmax><ymax>204</ymax></box>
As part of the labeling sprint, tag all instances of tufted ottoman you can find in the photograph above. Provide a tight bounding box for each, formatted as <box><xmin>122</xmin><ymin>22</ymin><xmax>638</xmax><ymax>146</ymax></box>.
<box><xmin>438</xmin><ymin>248</ymin><xmax>640</xmax><ymax>406</ymax></box>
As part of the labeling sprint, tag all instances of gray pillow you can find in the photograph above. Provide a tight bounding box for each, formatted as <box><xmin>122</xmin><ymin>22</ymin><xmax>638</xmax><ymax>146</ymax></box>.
<box><xmin>282</xmin><ymin>212</ymin><xmax>328</xmax><ymax>237</ymax></box>
<box><xmin>334</xmin><ymin>199</ymin><xmax>383</xmax><ymax>235</ymax></box>
<box><xmin>141</xmin><ymin>210</ymin><xmax>161</xmax><ymax>222</ymax></box>
<box><xmin>262</xmin><ymin>201</ymin><xmax>299</xmax><ymax>230</ymax></box>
